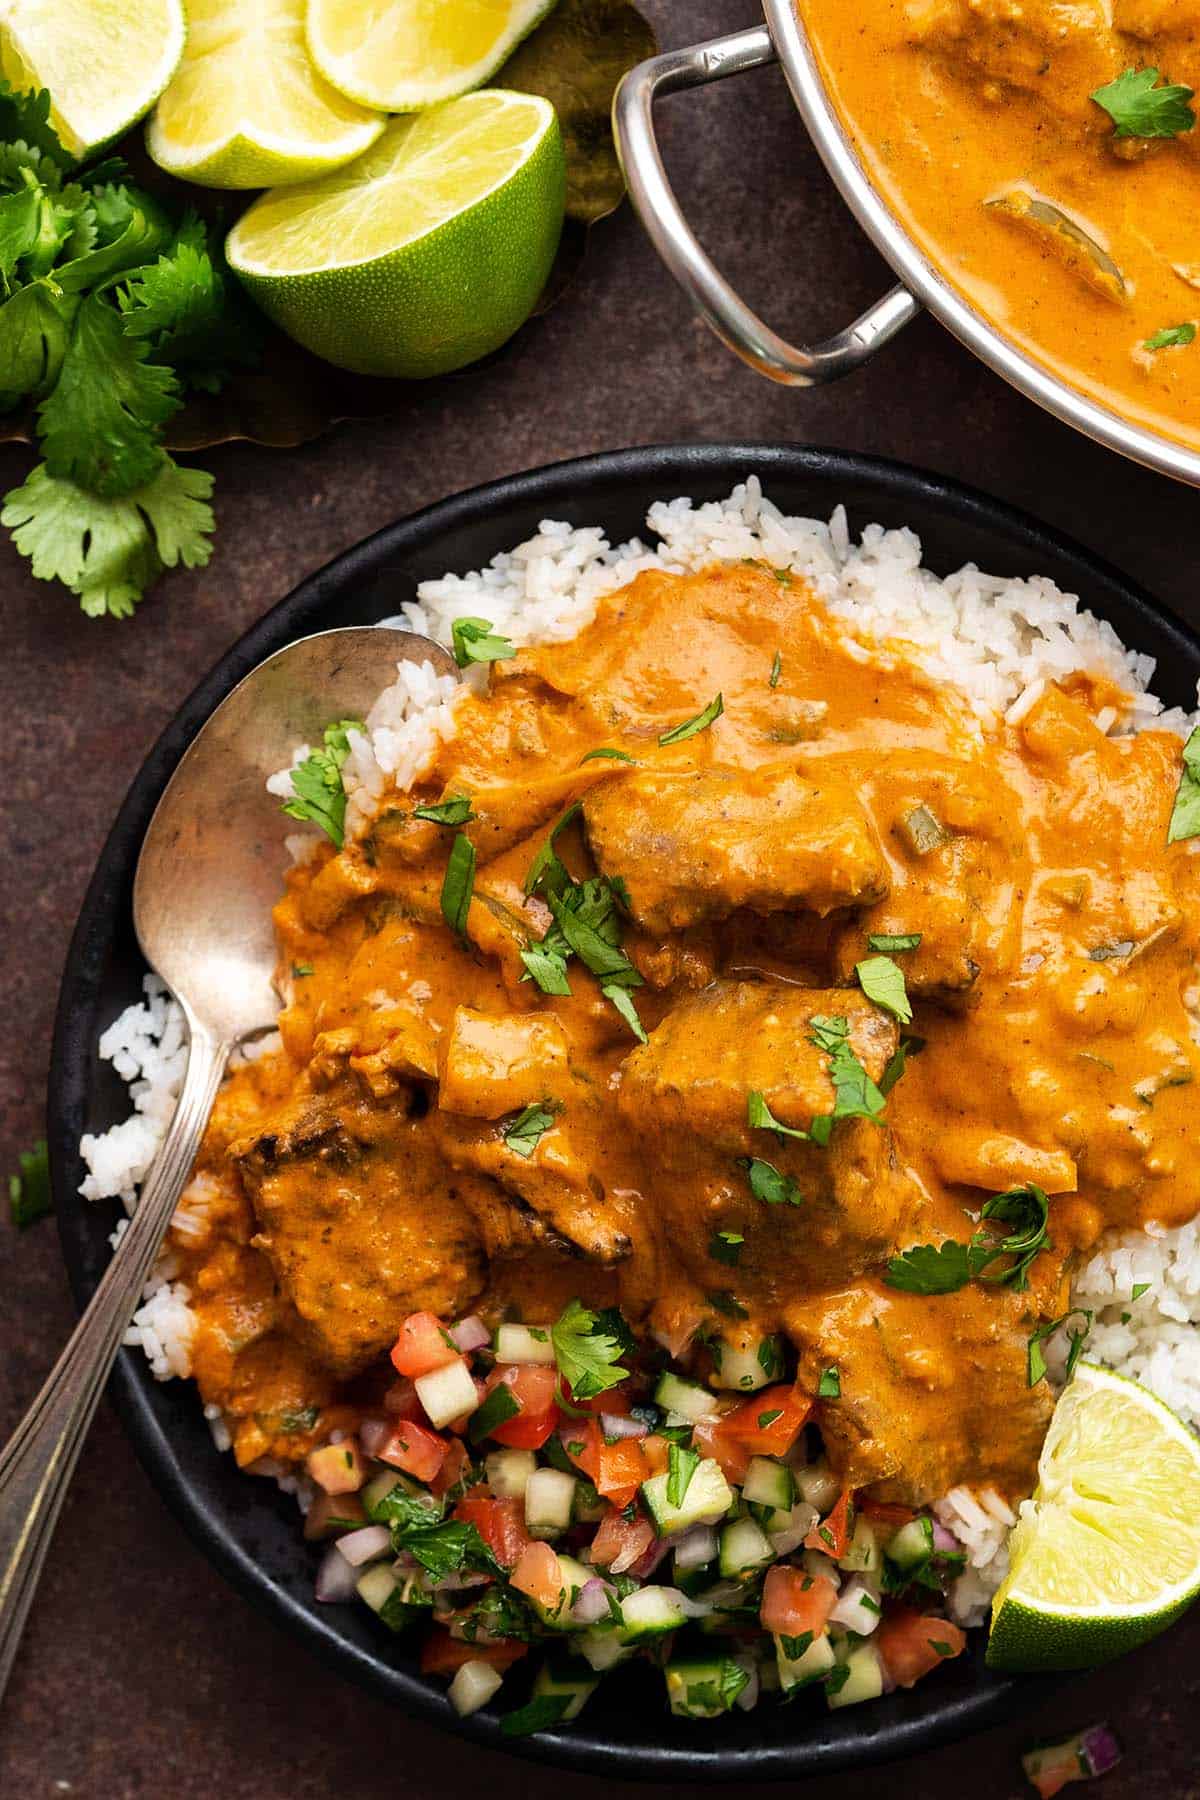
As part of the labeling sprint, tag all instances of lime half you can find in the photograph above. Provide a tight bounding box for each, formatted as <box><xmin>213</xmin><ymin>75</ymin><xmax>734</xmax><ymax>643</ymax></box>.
<box><xmin>226</xmin><ymin>89</ymin><xmax>565</xmax><ymax>379</ymax></box>
<box><xmin>306</xmin><ymin>0</ymin><xmax>556</xmax><ymax>113</ymax></box>
<box><xmin>147</xmin><ymin>0</ymin><xmax>384</xmax><ymax>190</ymax></box>
<box><xmin>0</xmin><ymin>0</ymin><xmax>185</xmax><ymax>159</ymax></box>
<box><xmin>987</xmin><ymin>1361</ymin><xmax>1200</xmax><ymax>1671</ymax></box>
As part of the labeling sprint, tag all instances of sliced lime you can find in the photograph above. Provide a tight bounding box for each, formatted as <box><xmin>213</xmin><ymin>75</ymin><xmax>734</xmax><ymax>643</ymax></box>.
<box><xmin>987</xmin><ymin>1361</ymin><xmax>1200</xmax><ymax>1671</ymax></box>
<box><xmin>0</xmin><ymin>0</ymin><xmax>185</xmax><ymax>159</ymax></box>
<box><xmin>147</xmin><ymin>0</ymin><xmax>384</xmax><ymax>190</ymax></box>
<box><xmin>226</xmin><ymin>89</ymin><xmax>565</xmax><ymax>379</ymax></box>
<box><xmin>306</xmin><ymin>0</ymin><xmax>556</xmax><ymax>112</ymax></box>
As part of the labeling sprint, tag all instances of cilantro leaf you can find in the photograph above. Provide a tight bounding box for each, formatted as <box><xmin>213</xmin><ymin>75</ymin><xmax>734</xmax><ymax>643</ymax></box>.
<box><xmin>551</xmin><ymin>1298</ymin><xmax>632</xmax><ymax>1400</ymax></box>
<box><xmin>1145</xmin><ymin>322</ymin><xmax>1196</xmax><ymax>351</ymax></box>
<box><xmin>520</xmin><ymin>943</ymin><xmax>572</xmax><ymax>995</ymax></box>
<box><xmin>601</xmin><ymin>980</ymin><xmax>648</xmax><ymax>1043</ymax></box>
<box><xmin>808</xmin><ymin>1014</ymin><xmax>887</xmax><ymax>1139</ymax></box>
<box><xmin>855</xmin><ymin>954</ymin><xmax>913</xmax><ymax>1024</ymax></box>
<box><xmin>413</xmin><ymin>794</ymin><xmax>475</xmax><ymax>826</ymax></box>
<box><xmin>38</xmin><ymin>291</ymin><xmax>180</xmax><ymax>496</ymax></box>
<box><xmin>1027</xmin><ymin>1309</ymin><xmax>1092</xmax><ymax>1388</ymax></box>
<box><xmin>738</xmin><ymin>1155</ymin><xmax>803</xmax><ymax>1207</ymax></box>
<box><xmin>548</xmin><ymin>887</ymin><xmax>641</xmax><ymax>985</ymax></box>
<box><xmin>392</xmin><ymin>1517</ymin><xmax>498</xmax><ymax>1580</ymax></box>
<box><xmin>867</xmin><ymin>932</ymin><xmax>922</xmax><ymax>953</ymax></box>
<box><xmin>667</xmin><ymin>1441</ymin><xmax>700</xmax><ymax>1507</ymax></box>
<box><xmin>54</xmin><ymin>186</ymin><xmax>173</xmax><ymax>294</ymax></box>
<box><xmin>659</xmin><ymin>692</ymin><xmax>723</xmax><ymax>745</ymax></box>
<box><xmin>0</xmin><ymin>84</ymin><xmax>69</xmax><ymax>167</ymax></box>
<box><xmin>769</xmin><ymin>650</ymin><xmax>782</xmax><ymax>688</ymax></box>
<box><xmin>440</xmin><ymin>832</ymin><xmax>476</xmax><ymax>939</ymax></box>
<box><xmin>1132</xmin><ymin>1281</ymin><xmax>1152</xmax><ymax>1301</ymax></box>
<box><xmin>884</xmin><ymin>1240</ymin><xmax>974</xmax><ymax>1295</ymax></box>
<box><xmin>817</xmin><ymin>1365</ymin><xmax>840</xmax><ymax>1399</ymax></box>
<box><xmin>747</xmin><ymin>1089</ymin><xmax>809</xmax><ymax>1141</ymax></box>
<box><xmin>1091</xmin><ymin>67</ymin><xmax>1195</xmax><ymax>140</ymax></box>
<box><xmin>503</xmin><ymin>1102</ymin><xmax>559</xmax><ymax>1158</ymax></box>
<box><xmin>9</xmin><ymin>1139</ymin><xmax>50</xmax><ymax>1228</ymax></box>
<box><xmin>0</xmin><ymin>280</ymin><xmax>76</xmax><ymax>408</ymax></box>
<box><xmin>579</xmin><ymin>746</ymin><xmax>635</xmax><ymax>764</ymax></box>
<box><xmin>117</xmin><ymin>222</ymin><xmax>261</xmax><ymax>394</ymax></box>
<box><xmin>1</xmin><ymin>457</ymin><xmax>213</xmax><ymax>618</ymax></box>
<box><xmin>706</xmin><ymin>1289</ymin><xmax>749</xmax><ymax>1320</ymax></box>
<box><xmin>280</xmin><ymin>719</ymin><xmax>363</xmax><ymax>847</ymax></box>
<box><xmin>709</xmin><ymin>1229</ymin><xmax>743</xmax><ymax>1266</ymax></box>
<box><xmin>451</xmin><ymin>614</ymin><xmax>516</xmax><ymax>668</ymax></box>
<box><xmin>878</xmin><ymin>1031</ymin><xmax>924</xmax><ymax>1097</ymax></box>
<box><xmin>501</xmin><ymin>1694</ymin><xmax>572</xmax><ymax>1738</ymax></box>
<box><xmin>523</xmin><ymin>801</ymin><xmax>583</xmax><ymax>900</ymax></box>
<box><xmin>0</xmin><ymin>180</ymin><xmax>42</xmax><ymax>288</ymax></box>
<box><xmin>973</xmin><ymin>1184</ymin><xmax>1049</xmax><ymax>1291</ymax></box>
<box><xmin>1168</xmin><ymin>726</ymin><xmax>1200</xmax><ymax>843</ymax></box>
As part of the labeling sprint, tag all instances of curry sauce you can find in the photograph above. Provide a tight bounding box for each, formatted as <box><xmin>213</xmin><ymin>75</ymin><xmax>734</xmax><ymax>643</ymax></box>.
<box><xmin>173</xmin><ymin>563</ymin><xmax>1200</xmax><ymax>1507</ymax></box>
<box><xmin>798</xmin><ymin>0</ymin><xmax>1200</xmax><ymax>450</ymax></box>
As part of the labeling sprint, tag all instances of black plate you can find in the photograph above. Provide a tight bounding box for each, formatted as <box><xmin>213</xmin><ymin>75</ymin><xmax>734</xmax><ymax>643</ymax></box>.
<box><xmin>48</xmin><ymin>444</ymin><xmax>1200</xmax><ymax>1781</ymax></box>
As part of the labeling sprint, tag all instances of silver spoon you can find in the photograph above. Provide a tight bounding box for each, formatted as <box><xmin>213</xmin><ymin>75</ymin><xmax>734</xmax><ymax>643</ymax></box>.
<box><xmin>0</xmin><ymin>625</ymin><xmax>455</xmax><ymax>1704</ymax></box>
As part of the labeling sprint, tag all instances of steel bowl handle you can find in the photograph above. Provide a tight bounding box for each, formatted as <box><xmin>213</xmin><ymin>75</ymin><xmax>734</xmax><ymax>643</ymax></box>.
<box><xmin>614</xmin><ymin>25</ymin><xmax>920</xmax><ymax>386</ymax></box>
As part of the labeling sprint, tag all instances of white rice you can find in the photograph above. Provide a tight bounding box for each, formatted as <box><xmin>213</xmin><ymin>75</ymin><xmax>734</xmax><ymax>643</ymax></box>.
<box><xmin>79</xmin><ymin>479</ymin><xmax>1200</xmax><ymax>1596</ymax></box>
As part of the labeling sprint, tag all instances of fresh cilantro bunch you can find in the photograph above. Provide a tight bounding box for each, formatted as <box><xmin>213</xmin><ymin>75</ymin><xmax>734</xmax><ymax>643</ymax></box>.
<box><xmin>0</xmin><ymin>83</ymin><xmax>260</xmax><ymax>618</ymax></box>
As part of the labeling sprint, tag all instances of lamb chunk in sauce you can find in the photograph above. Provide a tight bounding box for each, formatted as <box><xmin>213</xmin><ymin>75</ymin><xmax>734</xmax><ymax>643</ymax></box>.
<box><xmin>170</xmin><ymin>562</ymin><xmax>1200</xmax><ymax>1510</ymax></box>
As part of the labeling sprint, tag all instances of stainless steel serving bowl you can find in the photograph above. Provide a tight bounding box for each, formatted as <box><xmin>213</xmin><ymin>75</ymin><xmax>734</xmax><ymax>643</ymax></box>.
<box><xmin>614</xmin><ymin>5</ymin><xmax>1200</xmax><ymax>489</ymax></box>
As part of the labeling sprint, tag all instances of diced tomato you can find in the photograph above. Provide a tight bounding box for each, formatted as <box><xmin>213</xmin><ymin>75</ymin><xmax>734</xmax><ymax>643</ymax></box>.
<box><xmin>804</xmin><ymin>1488</ymin><xmax>853</xmax><ymax>1561</ymax></box>
<box><xmin>377</xmin><ymin>1418</ymin><xmax>448</xmax><ymax>1484</ymax></box>
<box><xmin>589</xmin><ymin>1506</ymin><xmax>654</xmax><ymax>1572</ymax></box>
<box><xmin>454</xmin><ymin>1495</ymin><xmax>531</xmax><ymax>1569</ymax></box>
<box><xmin>760</xmin><ymin>1565</ymin><xmax>838</xmax><ymax>1638</ymax></box>
<box><xmin>876</xmin><ymin>1608</ymin><xmax>967</xmax><ymax>1688</ymax></box>
<box><xmin>563</xmin><ymin>1417</ymin><xmax>603</xmax><ymax>1481</ymax></box>
<box><xmin>484</xmin><ymin>1363</ymin><xmax>563</xmax><ymax>1450</ymax></box>
<box><xmin>390</xmin><ymin>1311</ymin><xmax>459</xmax><ymax>1379</ymax></box>
<box><xmin>722</xmin><ymin>1386</ymin><xmax>812</xmax><ymax>1457</ymax></box>
<box><xmin>860</xmin><ymin>1499</ymin><xmax>916</xmax><ymax>1528</ymax></box>
<box><xmin>640</xmin><ymin>1433</ymin><xmax>671</xmax><ymax>1476</ymax></box>
<box><xmin>383</xmin><ymin>1378</ymin><xmax>422</xmax><ymax>1420</ymax></box>
<box><xmin>594</xmin><ymin>1438</ymin><xmax>649</xmax><ymax>1510</ymax></box>
<box><xmin>430</xmin><ymin>1435</ymin><xmax>472</xmax><ymax>1497</ymax></box>
<box><xmin>306</xmin><ymin>1440</ymin><xmax>366</xmax><ymax>1495</ymax></box>
<box><xmin>691</xmin><ymin>1415</ymin><xmax>751</xmax><ymax>1485</ymax></box>
<box><xmin>420</xmin><ymin>1628</ymin><xmax>529</xmax><ymax>1676</ymax></box>
<box><xmin>575</xmin><ymin>1387</ymin><xmax>632</xmax><ymax>1416</ymax></box>
<box><xmin>509</xmin><ymin>1540</ymin><xmax>565</xmax><ymax>1610</ymax></box>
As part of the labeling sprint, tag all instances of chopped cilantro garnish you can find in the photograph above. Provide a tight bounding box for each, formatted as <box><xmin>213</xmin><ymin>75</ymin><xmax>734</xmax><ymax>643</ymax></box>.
<box><xmin>1168</xmin><ymin>726</ymin><xmax>1200</xmax><ymax>843</ymax></box>
<box><xmin>747</xmin><ymin>1089</ymin><xmax>809</xmax><ymax>1141</ymax></box>
<box><xmin>551</xmin><ymin>1298</ymin><xmax>633</xmax><ymax>1401</ymax></box>
<box><xmin>879</xmin><ymin>1032</ymin><xmax>924</xmax><ymax>1097</ymax></box>
<box><xmin>769</xmin><ymin>650</ymin><xmax>782</xmax><ymax>689</ymax></box>
<box><xmin>884</xmin><ymin>1240</ymin><xmax>975</xmax><ymax>1295</ymax></box>
<box><xmin>413</xmin><ymin>794</ymin><xmax>476</xmax><ymax>825</ymax></box>
<box><xmin>1091</xmin><ymin>67</ymin><xmax>1195</xmax><ymax>140</ymax></box>
<box><xmin>1027</xmin><ymin>1309</ymin><xmax>1092</xmax><ymax>1387</ymax></box>
<box><xmin>579</xmin><ymin>746</ymin><xmax>635</xmax><ymax>764</ymax></box>
<box><xmin>757</xmin><ymin>1407</ymin><xmax>783</xmax><ymax>1430</ymax></box>
<box><xmin>451</xmin><ymin>615</ymin><xmax>517</xmax><ymax>668</ymax></box>
<box><xmin>1132</xmin><ymin>1282</ymin><xmax>1152</xmax><ymax>1301</ymax></box>
<box><xmin>867</xmin><ymin>932</ymin><xmax>922</xmax><ymax>954</ymax></box>
<box><xmin>738</xmin><ymin>1155</ymin><xmax>803</xmax><ymax>1207</ymax></box>
<box><xmin>658</xmin><ymin>693</ymin><xmax>723</xmax><ymax>745</ymax></box>
<box><xmin>440</xmin><ymin>831</ymin><xmax>475</xmax><ymax>939</ymax></box>
<box><xmin>808</xmin><ymin>1014</ymin><xmax>887</xmax><ymax>1141</ymax></box>
<box><xmin>886</xmin><ymin>1184</ymin><xmax>1049</xmax><ymax>1295</ymax></box>
<box><xmin>500</xmin><ymin>1693</ymin><xmax>573</xmax><ymax>1737</ymax></box>
<box><xmin>706</xmin><ymin>1289</ymin><xmax>749</xmax><ymax>1321</ymax></box>
<box><xmin>709</xmin><ymin>1229</ymin><xmax>744</xmax><ymax>1266</ymax></box>
<box><xmin>1145</xmin><ymin>322</ymin><xmax>1196</xmax><ymax>351</ymax></box>
<box><xmin>281</xmin><ymin>719</ymin><xmax>364</xmax><ymax>848</ymax></box>
<box><xmin>855</xmin><ymin>953</ymin><xmax>913</xmax><ymax>1024</ymax></box>
<box><xmin>503</xmin><ymin>1102</ymin><xmax>560</xmax><ymax>1158</ymax></box>
<box><xmin>818</xmin><ymin>1365</ymin><xmax>841</xmax><ymax>1399</ymax></box>
<box><xmin>291</xmin><ymin>963</ymin><xmax>313</xmax><ymax>977</ymax></box>
<box><xmin>9</xmin><ymin>1139</ymin><xmax>50</xmax><ymax>1229</ymax></box>
<box><xmin>779</xmin><ymin>1630</ymin><xmax>813</xmax><ymax>1661</ymax></box>
<box><xmin>392</xmin><ymin>1517</ymin><xmax>498</xmax><ymax>1580</ymax></box>
<box><xmin>757</xmin><ymin>1336</ymin><xmax>783</xmax><ymax>1379</ymax></box>
<box><xmin>667</xmin><ymin>1441</ymin><xmax>700</xmax><ymax>1507</ymax></box>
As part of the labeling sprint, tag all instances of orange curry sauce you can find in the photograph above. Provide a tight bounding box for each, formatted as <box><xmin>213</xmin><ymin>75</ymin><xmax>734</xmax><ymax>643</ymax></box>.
<box><xmin>175</xmin><ymin>563</ymin><xmax>1200</xmax><ymax>1506</ymax></box>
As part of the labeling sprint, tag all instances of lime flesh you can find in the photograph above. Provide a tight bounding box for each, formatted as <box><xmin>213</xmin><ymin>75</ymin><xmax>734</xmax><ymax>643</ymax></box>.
<box><xmin>987</xmin><ymin>1361</ymin><xmax>1200</xmax><ymax>1671</ymax></box>
<box><xmin>0</xmin><ymin>0</ymin><xmax>185</xmax><ymax>159</ymax></box>
<box><xmin>306</xmin><ymin>0</ymin><xmax>556</xmax><ymax>112</ymax></box>
<box><xmin>147</xmin><ymin>0</ymin><xmax>384</xmax><ymax>189</ymax></box>
<box><xmin>226</xmin><ymin>89</ymin><xmax>565</xmax><ymax>379</ymax></box>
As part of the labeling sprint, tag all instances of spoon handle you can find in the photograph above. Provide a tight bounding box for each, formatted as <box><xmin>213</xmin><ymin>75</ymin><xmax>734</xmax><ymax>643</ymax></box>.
<box><xmin>0</xmin><ymin>1017</ymin><xmax>228</xmax><ymax>1706</ymax></box>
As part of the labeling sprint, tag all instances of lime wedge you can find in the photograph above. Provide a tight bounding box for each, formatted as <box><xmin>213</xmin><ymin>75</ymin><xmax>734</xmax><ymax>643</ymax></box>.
<box><xmin>987</xmin><ymin>1361</ymin><xmax>1200</xmax><ymax>1671</ymax></box>
<box><xmin>147</xmin><ymin>0</ymin><xmax>384</xmax><ymax>190</ymax></box>
<box><xmin>0</xmin><ymin>0</ymin><xmax>185</xmax><ymax>160</ymax></box>
<box><xmin>226</xmin><ymin>89</ymin><xmax>565</xmax><ymax>379</ymax></box>
<box><xmin>306</xmin><ymin>0</ymin><xmax>556</xmax><ymax>112</ymax></box>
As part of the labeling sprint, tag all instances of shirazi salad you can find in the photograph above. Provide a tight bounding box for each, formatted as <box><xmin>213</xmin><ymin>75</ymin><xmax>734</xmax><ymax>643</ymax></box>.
<box><xmin>303</xmin><ymin>1300</ymin><xmax>967</xmax><ymax>1735</ymax></box>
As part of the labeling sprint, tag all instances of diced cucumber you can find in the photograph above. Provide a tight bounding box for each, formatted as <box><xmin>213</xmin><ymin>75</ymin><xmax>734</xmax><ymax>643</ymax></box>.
<box><xmin>653</xmin><ymin>1371</ymin><xmax>718</xmax><ymax>1423</ymax></box>
<box><xmin>665</xmin><ymin>1655</ymin><xmax>751</xmax><ymax>1718</ymax></box>
<box><xmin>641</xmin><ymin>1457</ymin><xmax>733</xmax><ymax>1537</ymax></box>
<box><xmin>414</xmin><ymin>1356</ymin><xmax>478</xmax><ymax>1428</ymax></box>
<box><xmin>571</xmin><ymin>1478</ymin><xmax>606</xmax><ymax>1525</ymax></box>
<box><xmin>485</xmin><ymin>1447</ymin><xmax>537</xmax><ymax>1500</ymax></box>
<box><xmin>448</xmin><ymin>1659</ymin><xmax>505</xmax><ymax>1717</ymax></box>
<box><xmin>718</xmin><ymin>1515</ymin><xmax>776</xmax><ymax>1579</ymax></box>
<box><xmin>355</xmin><ymin>1564</ymin><xmax>414</xmax><ymax>1632</ymax></box>
<box><xmin>362</xmin><ymin>1470</ymin><xmax>441</xmax><ymax>1528</ymax></box>
<box><xmin>826</xmin><ymin>1642</ymin><xmax>884</xmax><ymax>1710</ymax></box>
<box><xmin>741</xmin><ymin>1456</ymin><xmax>794</xmax><ymax>1511</ymax></box>
<box><xmin>528</xmin><ymin>1553</ymin><xmax>591</xmax><ymax>1630</ymax></box>
<box><xmin>619</xmin><ymin>1585</ymin><xmax>689</xmax><ymax>1641</ymax></box>
<box><xmin>532</xmin><ymin>1657</ymin><xmax>600</xmax><ymax>1721</ymax></box>
<box><xmin>574</xmin><ymin>1625</ymin><xmax>635</xmax><ymax>1672</ymax></box>
<box><xmin>838</xmin><ymin>1515</ymin><xmax>881</xmax><ymax>1576</ymax></box>
<box><xmin>709</xmin><ymin>1335</ymin><xmax>781</xmax><ymax>1392</ymax></box>
<box><xmin>494</xmin><ymin>1322</ymin><xmax>555</xmax><ymax>1365</ymax></box>
<box><xmin>888</xmin><ymin>1516</ymin><xmax>934</xmax><ymax>1572</ymax></box>
<box><xmin>795</xmin><ymin>1459</ymin><xmax>841</xmax><ymax>1513</ymax></box>
<box><xmin>775</xmin><ymin>1629</ymin><xmax>836</xmax><ymax>1692</ymax></box>
<box><xmin>525</xmin><ymin>1467</ymin><xmax>577</xmax><ymax>1538</ymax></box>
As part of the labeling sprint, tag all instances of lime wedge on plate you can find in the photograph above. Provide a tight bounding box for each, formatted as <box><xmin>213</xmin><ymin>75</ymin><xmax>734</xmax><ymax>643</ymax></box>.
<box><xmin>226</xmin><ymin>89</ymin><xmax>565</xmax><ymax>379</ymax></box>
<box><xmin>0</xmin><ymin>0</ymin><xmax>185</xmax><ymax>159</ymax></box>
<box><xmin>306</xmin><ymin>0</ymin><xmax>556</xmax><ymax>112</ymax></box>
<box><xmin>987</xmin><ymin>1361</ymin><xmax>1200</xmax><ymax>1671</ymax></box>
<box><xmin>147</xmin><ymin>0</ymin><xmax>384</xmax><ymax>189</ymax></box>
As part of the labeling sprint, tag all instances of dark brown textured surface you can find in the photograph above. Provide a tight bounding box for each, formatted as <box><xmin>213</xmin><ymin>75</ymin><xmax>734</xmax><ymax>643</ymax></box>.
<box><xmin>3</xmin><ymin>1</ymin><xmax>1200</xmax><ymax>1792</ymax></box>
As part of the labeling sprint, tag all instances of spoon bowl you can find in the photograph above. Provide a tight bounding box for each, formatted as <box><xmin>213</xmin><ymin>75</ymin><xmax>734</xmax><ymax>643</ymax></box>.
<box><xmin>0</xmin><ymin>624</ymin><xmax>453</xmax><ymax>1707</ymax></box>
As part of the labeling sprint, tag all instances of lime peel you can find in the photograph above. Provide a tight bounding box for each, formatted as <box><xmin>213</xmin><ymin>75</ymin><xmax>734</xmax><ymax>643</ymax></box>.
<box><xmin>0</xmin><ymin>0</ymin><xmax>185</xmax><ymax>159</ymax></box>
<box><xmin>307</xmin><ymin>0</ymin><xmax>558</xmax><ymax>113</ymax></box>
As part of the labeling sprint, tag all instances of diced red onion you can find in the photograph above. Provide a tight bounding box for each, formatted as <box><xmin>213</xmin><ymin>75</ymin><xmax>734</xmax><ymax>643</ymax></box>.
<box><xmin>600</xmin><ymin>1412</ymin><xmax>648</xmax><ymax>1440</ymax></box>
<box><xmin>879</xmin><ymin>1661</ymin><xmax>896</xmax><ymax>1696</ymax></box>
<box><xmin>629</xmin><ymin>1538</ymin><xmax>673</xmax><ymax>1581</ymax></box>
<box><xmin>609</xmin><ymin>1522</ymin><xmax>656</xmax><ymax>1575</ymax></box>
<box><xmin>673</xmin><ymin>1525</ymin><xmax>718</xmax><ymax>1571</ymax></box>
<box><xmin>315</xmin><ymin>1544</ymin><xmax>359</xmax><ymax>1603</ymax></box>
<box><xmin>449</xmin><ymin>1315</ymin><xmax>490</xmax><ymax>1354</ymax></box>
<box><xmin>433</xmin><ymin>1571</ymin><xmax>491</xmax><ymax>1593</ymax></box>
<box><xmin>359</xmin><ymin>1417</ymin><xmax>393</xmax><ymax>1457</ymax></box>
<box><xmin>571</xmin><ymin>1577</ymin><xmax>615</xmax><ymax>1625</ymax></box>
<box><xmin>336</xmin><ymin>1524</ymin><xmax>392</xmax><ymax>1567</ymax></box>
<box><xmin>695</xmin><ymin>1578</ymin><xmax>746</xmax><ymax>1609</ymax></box>
<box><xmin>1079</xmin><ymin>1724</ymin><xmax>1123</xmax><ymax>1777</ymax></box>
<box><xmin>932</xmin><ymin>1520</ymin><xmax>960</xmax><ymax>1554</ymax></box>
<box><xmin>769</xmin><ymin>1503</ymin><xmax>819</xmax><ymax>1556</ymax></box>
<box><xmin>383</xmin><ymin>1380</ymin><xmax>419</xmax><ymax>1418</ymax></box>
<box><xmin>733</xmin><ymin>1656</ymin><xmax>759</xmax><ymax>1711</ymax></box>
